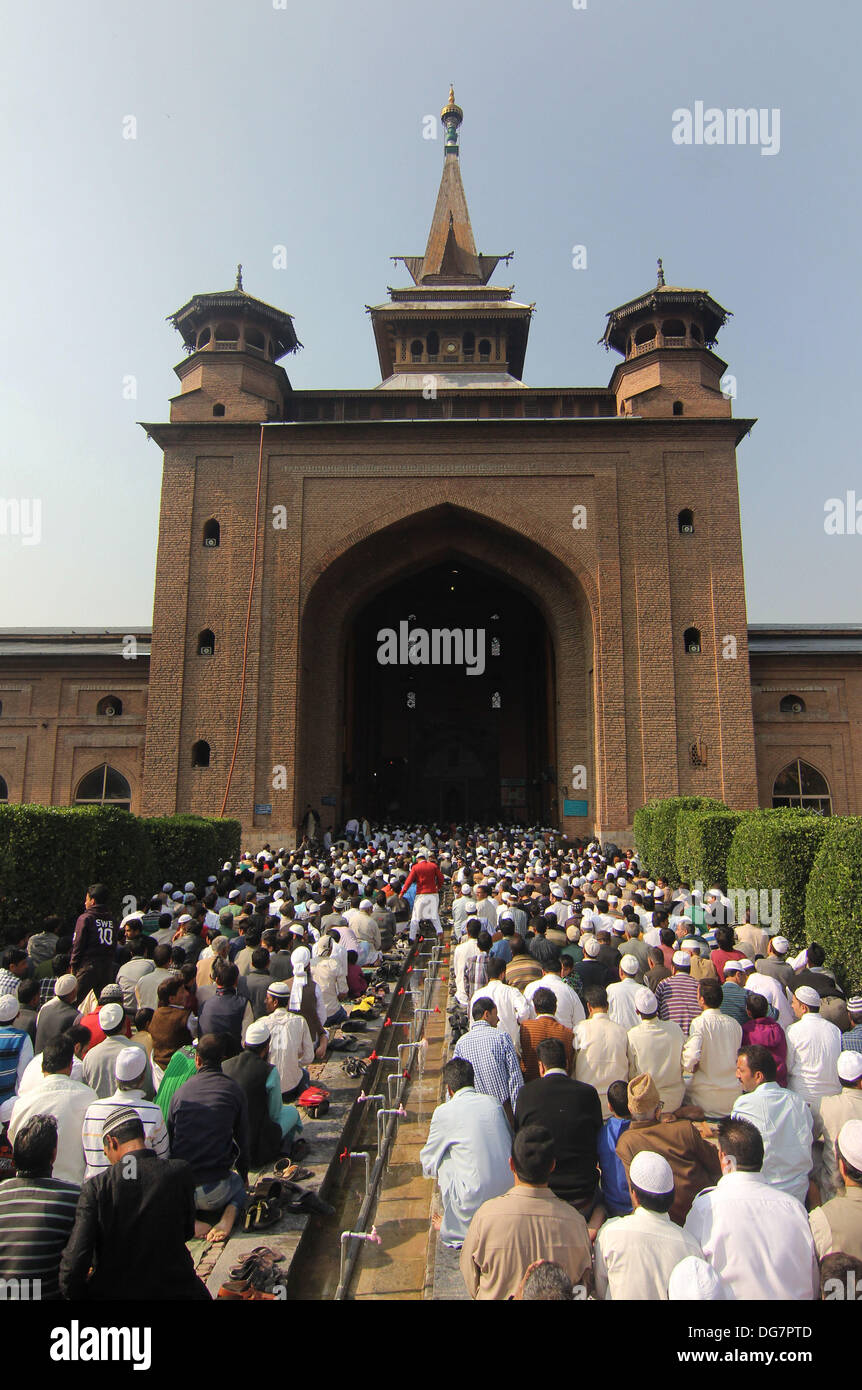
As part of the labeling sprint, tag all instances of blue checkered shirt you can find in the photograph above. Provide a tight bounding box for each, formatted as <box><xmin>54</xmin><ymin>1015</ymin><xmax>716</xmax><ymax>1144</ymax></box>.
<box><xmin>842</xmin><ymin>1024</ymin><xmax>862</xmax><ymax>1053</ymax></box>
<box><xmin>453</xmin><ymin>1019</ymin><xmax>522</xmax><ymax>1108</ymax></box>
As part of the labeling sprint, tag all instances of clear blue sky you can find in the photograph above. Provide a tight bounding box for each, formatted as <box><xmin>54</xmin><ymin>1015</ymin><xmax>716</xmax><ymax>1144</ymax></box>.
<box><xmin>1</xmin><ymin>0</ymin><xmax>859</xmax><ymax>625</ymax></box>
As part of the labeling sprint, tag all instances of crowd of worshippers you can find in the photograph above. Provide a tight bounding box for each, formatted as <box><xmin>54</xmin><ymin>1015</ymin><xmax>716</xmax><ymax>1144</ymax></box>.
<box><xmin>417</xmin><ymin>834</ymin><xmax>862</xmax><ymax>1299</ymax></box>
<box><xmin>0</xmin><ymin>835</ymin><xmax>430</xmax><ymax>1299</ymax></box>
<box><xmin>0</xmin><ymin>822</ymin><xmax>860</xmax><ymax>1301</ymax></box>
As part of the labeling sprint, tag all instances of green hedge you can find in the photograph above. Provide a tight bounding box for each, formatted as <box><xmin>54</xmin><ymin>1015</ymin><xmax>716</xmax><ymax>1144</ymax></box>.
<box><xmin>634</xmin><ymin>796</ymin><xmax>727</xmax><ymax>880</ymax></box>
<box><xmin>804</xmin><ymin>816</ymin><xmax>862</xmax><ymax>993</ymax></box>
<box><xmin>726</xmin><ymin>808</ymin><xmax>828</xmax><ymax>945</ymax></box>
<box><xmin>675</xmin><ymin>809</ymin><xmax>748</xmax><ymax>890</ymax></box>
<box><xmin>0</xmin><ymin>806</ymin><xmax>238</xmax><ymax>933</ymax></box>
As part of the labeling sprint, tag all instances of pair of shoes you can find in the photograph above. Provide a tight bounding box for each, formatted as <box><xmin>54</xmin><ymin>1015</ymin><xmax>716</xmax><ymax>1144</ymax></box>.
<box><xmin>342</xmin><ymin>1055</ymin><xmax>367</xmax><ymax>1078</ymax></box>
<box><xmin>217</xmin><ymin>1280</ymin><xmax>276</xmax><ymax>1300</ymax></box>
<box><xmin>283</xmin><ymin>1189</ymin><xmax>335</xmax><ymax>1218</ymax></box>
<box><xmin>243</xmin><ymin>1198</ymin><xmax>282</xmax><ymax>1233</ymax></box>
<box><xmin>275</xmin><ymin>1163</ymin><xmax>313</xmax><ymax>1183</ymax></box>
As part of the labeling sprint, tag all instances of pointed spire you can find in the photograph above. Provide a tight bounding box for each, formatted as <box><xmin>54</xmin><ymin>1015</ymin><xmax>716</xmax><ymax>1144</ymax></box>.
<box><xmin>656</xmin><ymin>257</ymin><xmax>665</xmax><ymax>288</ymax></box>
<box><xmin>235</xmin><ymin>263</ymin><xmax>244</xmax><ymax>291</ymax></box>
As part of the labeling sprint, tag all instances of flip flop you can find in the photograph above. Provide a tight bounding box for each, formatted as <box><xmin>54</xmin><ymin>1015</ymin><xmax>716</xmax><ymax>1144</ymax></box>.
<box><xmin>279</xmin><ymin>1164</ymin><xmax>313</xmax><ymax>1183</ymax></box>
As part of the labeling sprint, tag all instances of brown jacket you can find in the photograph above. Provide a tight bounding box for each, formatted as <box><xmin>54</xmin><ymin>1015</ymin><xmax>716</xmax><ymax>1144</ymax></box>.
<box><xmin>616</xmin><ymin>1117</ymin><xmax>721</xmax><ymax>1226</ymax></box>
<box><xmin>148</xmin><ymin>1005</ymin><xmax>194</xmax><ymax>1070</ymax></box>
<box><xmin>519</xmin><ymin>1016</ymin><xmax>574</xmax><ymax>1083</ymax></box>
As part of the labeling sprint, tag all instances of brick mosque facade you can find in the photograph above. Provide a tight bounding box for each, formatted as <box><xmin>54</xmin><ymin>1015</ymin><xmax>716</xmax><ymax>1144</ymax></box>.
<box><xmin>2</xmin><ymin>92</ymin><xmax>860</xmax><ymax>845</ymax></box>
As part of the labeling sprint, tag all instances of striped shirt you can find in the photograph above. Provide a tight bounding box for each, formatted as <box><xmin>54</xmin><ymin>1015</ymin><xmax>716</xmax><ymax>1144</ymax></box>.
<box><xmin>655</xmin><ymin>973</ymin><xmax>702</xmax><ymax>1037</ymax></box>
<box><xmin>453</xmin><ymin>1020</ymin><xmax>523</xmax><ymax>1108</ymax></box>
<box><xmin>0</xmin><ymin>1175</ymin><xmax>80</xmax><ymax>1299</ymax></box>
<box><xmin>81</xmin><ymin>1090</ymin><xmax>170</xmax><ymax>1178</ymax></box>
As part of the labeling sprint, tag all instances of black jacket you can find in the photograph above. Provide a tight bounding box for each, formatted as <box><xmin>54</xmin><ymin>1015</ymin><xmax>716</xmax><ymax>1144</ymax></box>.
<box><xmin>514</xmin><ymin>1073</ymin><xmax>602</xmax><ymax>1204</ymax></box>
<box><xmin>59</xmin><ymin>1150</ymin><xmax>210</xmax><ymax>1300</ymax></box>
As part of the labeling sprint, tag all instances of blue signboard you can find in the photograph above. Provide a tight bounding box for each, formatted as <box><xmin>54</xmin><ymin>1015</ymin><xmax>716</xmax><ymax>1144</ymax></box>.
<box><xmin>563</xmin><ymin>799</ymin><xmax>588</xmax><ymax>817</ymax></box>
<box><xmin>254</xmin><ymin>803</ymin><xmax>272</xmax><ymax>815</ymax></box>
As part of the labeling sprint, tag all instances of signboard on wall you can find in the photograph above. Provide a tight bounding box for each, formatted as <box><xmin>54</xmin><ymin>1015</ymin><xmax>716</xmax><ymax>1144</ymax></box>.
<box><xmin>563</xmin><ymin>799</ymin><xmax>588</xmax><ymax>817</ymax></box>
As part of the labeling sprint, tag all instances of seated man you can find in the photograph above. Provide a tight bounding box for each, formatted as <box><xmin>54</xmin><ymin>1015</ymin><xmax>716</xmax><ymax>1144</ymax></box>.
<box><xmin>459</xmin><ymin>1124</ymin><xmax>593</xmax><ymax>1301</ymax></box>
<box><xmin>597</xmin><ymin>1080</ymin><xmax>633</xmax><ymax>1218</ymax></box>
<box><xmin>420</xmin><ymin>1057</ymin><xmax>512</xmax><ymax>1249</ymax></box>
<box><xmin>223</xmin><ymin>1019</ymin><xmax>303</xmax><ymax>1167</ymax></box>
<box><xmin>0</xmin><ymin>1115</ymin><xmax>79</xmax><ymax>1300</ymax></box>
<box><xmin>167</xmin><ymin>1034</ymin><xmax>249</xmax><ymax>1244</ymax></box>
<box><xmin>594</xmin><ymin>1151</ymin><xmax>704</xmax><ymax>1300</ymax></box>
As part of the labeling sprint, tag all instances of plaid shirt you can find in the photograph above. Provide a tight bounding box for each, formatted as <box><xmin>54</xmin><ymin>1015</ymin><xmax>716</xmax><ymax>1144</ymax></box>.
<box><xmin>0</xmin><ymin>971</ymin><xmax>20</xmax><ymax>997</ymax></box>
<box><xmin>843</xmin><ymin>1023</ymin><xmax>862</xmax><ymax>1054</ymax></box>
<box><xmin>464</xmin><ymin>951</ymin><xmax>490</xmax><ymax>997</ymax></box>
<box><xmin>39</xmin><ymin>977</ymin><xmax>58</xmax><ymax>1007</ymax></box>
<box><xmin>453</xmin><ymin>1020</ymin><xmax>522</xmax><ymax>1108</ymax></box>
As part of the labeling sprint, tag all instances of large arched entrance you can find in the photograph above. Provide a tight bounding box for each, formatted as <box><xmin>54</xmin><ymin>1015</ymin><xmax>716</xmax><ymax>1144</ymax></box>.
<box><xmin>295</xmin><ymin>505</ymin><xmax>596</xmax><ymax>835</ymax></box>
<box><xmin>345</xmin><ymin>560</ymin><xmax>555</xmax><ymax>824</ymax></box>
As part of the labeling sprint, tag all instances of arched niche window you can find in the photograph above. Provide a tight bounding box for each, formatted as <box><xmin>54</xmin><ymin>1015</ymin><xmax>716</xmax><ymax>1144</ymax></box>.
<box><xmin>463</xmin><ymin>331</ymin><xmax>475</xmax><ymax>355</ymax></box>
<box><xmin>212</xmin><ymin>403</ymin><xmax>226</xmax><ymax>417</ymax></box>
<box><xmin>662</xmin><ymin>318</ymin><xmax>686</xmax><ymax>339</ymax></box>
<box><xmin>245</xmin><ymin>326</ymin><xmax>265</xmax><ymax>354</ymax></box>
<box><xmin>673</xmin><ymin>400</ymin><xmax>684</xmax><ymax>415</ymax></box>
<box><xmin>196</xmin><ymin>327</ymin><xmax>211</xmax><ymax>349</ymax></box>
<box><xmin>214</xmin><ymin>321</ymin><xmax>239</xmax><ymax>344</ymax></box>
<box><xmin>426</xmin><ymin>331</ymin><xmax>440</xmax><ymax>359</ymax></box>
<box><xmin>683</xmin><ymin>626</ymin><xmax>702</xmax><ymax>654</ymax></box>
<box><xmin>203</xmin><ymin>519</ymin><xmax>220</xmax><ymax>548</ymax></box>
<box><xmin>634</xmin><ymin>323</ymin><xmax>656</xmax><ymax>346</ymax></box>
<box><xmin>410</xmin><ymin>339</ymin><xmax>423</xmax><ymax>361</ymax></box>
<box><xmin>0</xmin><ymin>775</ymin><xmax>7</xmax><ymax>803</ymax></box>
<box><xmin>192</xmin><ymin>740</ymin><xmax>211</xmax><ymax>769</ymax></box>
<box><xmin>97</xmin><ymin>695</ymin><xmax>123</xmax><ymax>717</ymax></box>
<box><xmin>772</xmin><ymin>759</ymin><xmax>831</xmax><ymax>814</ymax></box>
<box><xmin>780</xmin><ymin>694</ymin><xmax>806</xmax><ymax>714</ymax></box>
<box><xmin>478</xmin><ymin>338</ymin><xmax>492</xmax><ymax>362</ymax></box>
<box><xmin>74</xmin><ymin>764</ymin><xmax>131</xmax><ymax>811</ymax></box>
<box><xmin>198</xmin><ymin>629</ymin><xmax>215</xmax><ymax>656</ymax></box>
<box><xmin>678</xmin><ymin>508</ymin><xmax>694</xmax><ymax>535</ymax></box>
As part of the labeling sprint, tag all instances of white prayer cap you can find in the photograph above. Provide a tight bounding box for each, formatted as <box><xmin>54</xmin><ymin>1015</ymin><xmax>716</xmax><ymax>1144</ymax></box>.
<box><xmin>838</xmin><ymin>1051</ymin><xmax>862</xmax><ymax>1084</ymax></box>
<box><xmin>837</xmin><ymin>1118</ymin><xmax>862</xmax><ymax>1169</ymax></box>
<box><xmin>98</xmin><ymin>1003</ymin><xmax>125</xmax><ymax>1031</ymax></box>
<box><xmin>645</xmin><ymin>880</ymin><xmax>655</xmax><ymax>891</ymax></box>
<box><xmin>620</xmin><ymin>955</ymin><xmax>639</xmax><ymax>977</ymax></box>
<box><xmin>114</xmin><ymin>1047</ymin><xmax>148</xmax><ymax>1082</ymax></box>
<box><xmin>772</xmin><ymin>936</ymin><xmax>790</xmax><ymax>954</ymax></box>
<box><xmin>566</xmin><ymin>925</ymin><xmax>580</xmax><ymax>942</ymax></box>
<box><xmin>794</xmin><ymin>985</ymin><xmax>821</xmax><ymax>1009</ymax></box>
<box><xmin>736</xmin><ymin>958</ymin><xmax>754</xmax><ymax>972</ymax></box>
<box><xmin>680</xmin><ymin>938</ymin><xmax>701</xmax><ymax>951</ymax></box>
<box><xmin>723</xmin><ymin>960</ymin><xmax>743</xmax><ymax>974</ymax></box>
<box><xmin>228</xmin><ymin>890</ymin><xmax>241</xmax><ymax>901</ymax></box>
<box><xmin>676</xmin><ymin>915</ymin><xmax>692</xmax><ymax>927</ymax></box>
<box><xmin>162</xmin><ymin>883</ymin><xmax>173</xmax><ymax>894</ymax></box>
<box><xmin>583</xmin><ymin>937</ymin><xmax>601</xmax><ymax>959</ymax></box>
<box><xmin>177</xmin><ymin>914</ymin><xmax>192</xmax><ymax>925</ymax></box>
<box><xmin>551</xmin><ymin>885</ymin><xmax>564</xmax><ymax>898</ymax></box>
<box><xmin>245</xmin><ymin>1019</ymin><xmax>271</xmax><ymax>1047</ymax></box>
<box><xmin>644</xmin><ymin>928</ymin><xmax>662</xmax><ymax>948</ymax></box>
<box><xmin>54</xmin><ymin>974</ymin><xmax>77</xmax><ymax>998</ymax></box>
<box><xmin>635</xmin><ymin>987</ymin><xmax>658</xmax><ymax>1016</ymax></box>
<box><xmin>222</xmin><ymin>862</ymin><xmax>233</xmax><ymax>872</ymax></box>
<box><xmin>654</xmin><ymin>888</ymin><xmax>666</xmax><ymax>900</ymax></box>
<box><xmin>184</xmin><ymin>881</ymin><xmax>195</xmax><ymax>893</ymax></box>
<box><xmin>608</xmin><ymin>895</ymin><xmax>619</xmax><ymax>906</ymax></box>
<box><xmin>0</xmin><ymin>1098</ymin><xmax>15</xmax><ymax>1124</ymax></box>
<box><xmin>630</xmin><ymin>1150</ymin><xmax>674</xmax><ymax>1195</ymax></box>
<box><xmin>359</xmin><ymin>899</ymin><xmax>374</xmax><ymax>912</ymax></box>
<box><xmin>672</xmin><ymin>951</ymin><xmax>690</xmax><ymax>968</ymax></box>
<box><xmin>668</xmin><ymin>1256</ymin><xmax>727</xmax><ymax>1301</ymax></box>
<box><xmin>0</xmin><ymin>995</ymin><xmax>19</xmax><ymax>1023</ymax></box>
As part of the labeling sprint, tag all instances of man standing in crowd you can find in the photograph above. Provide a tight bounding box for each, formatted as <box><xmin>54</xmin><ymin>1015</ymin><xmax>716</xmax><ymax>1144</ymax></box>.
<box><xmin>70</xmin><ymin>883</ymin><xmax>117</xmax><ymax>1002</ymax></box>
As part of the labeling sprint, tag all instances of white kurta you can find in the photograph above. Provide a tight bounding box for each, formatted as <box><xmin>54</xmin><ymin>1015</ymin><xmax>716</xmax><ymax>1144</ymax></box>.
<box><xmin>469</xmin><ymin>979</ymin><xmax>534</xmax><ymax>1053</ymax></box>
<box><xmin>266</xmin><ymin>1010</ymin><xmax>314</xmax><ymax>1093</ymax></box>
<box><xmin>731</xmin><ymin>1082</ymin><xmax>813</xmax><ymax>1203</ymax></box>
<box><xmin>524</xmin><ymin>975</ymin><xmax>585</xmax><ymax>1031</ymax></box>
<box><xmin>9</xmin><ymin>1074</ymin><xmax>98</xmax><ymax>1185</ymax></box>
<box><xmin>684</xmin><ymin>1171</ymin><xmax>819</xmax><ymax>1300</ymax></box>
<box><xmin>682</xmin><ymin>1009</ymin><xmax>743</xmax><ymax>1117</ymax></box>
<box><xmin>626</xmin><ymin>1018</ymin><xmax>686</xmax><ymax>1112</ymax></box>
<box><xmin>594</xmin><ymin>1205</ymin><xmax>705</xmax><ymax>1300</ymax></box>
<box><xmin>573</xmin><ymin>1014</ymin><xmax>629</xmax><ymax>1117</ymax></box>
<box><xmin>745</xmin><ymin>973</ymin><xmax>794</xmax><ymax>1030</ymax></box>
<box><xmin>817</xmin><ymin>1088</ymin><xmax>862</xmax><ymax>1200</ymax></box>
<box><xmin>419</xmin><ymin>1087</ymin><xmax>513</xmax><ymax>1246</ymax></box>
<box><xmin>606</xmin><ymin>977</ymin><xmax>643</xmax><ymax>1031</ymax></box>
<box><xmin>786</xmin><ymin>1013</ymin><xmax>842</xmax><ymax>1114</ymax></box>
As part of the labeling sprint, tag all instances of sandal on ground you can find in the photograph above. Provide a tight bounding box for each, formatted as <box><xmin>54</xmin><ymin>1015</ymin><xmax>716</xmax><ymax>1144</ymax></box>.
<box><xmin>278</xmin><ymin>1164</ymin><xmax>313</xmax><ymax>1183</ymax></box>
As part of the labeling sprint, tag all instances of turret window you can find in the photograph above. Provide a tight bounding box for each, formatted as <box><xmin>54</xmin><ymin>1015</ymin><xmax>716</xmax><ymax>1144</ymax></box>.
<box><xmin>410</xmin><ymin>339</ymin><xmax>423</xmax><ymax>362</ymax></box>
<box><xmin>478</xmin><ymin>338</ymin><xmax>492</xmax><ymax>362</ymax></box>
<box><xmin>463</xmin><ymin>332</ymin><xmax>475</xmax><ymax>357</ymax></box>
<box><xmin>662</xmin><ymin>319</ymin><xmax>686</xmax><ymax>341</ymax></box>
<box><xmin>780</xmin><ymin>694</ymin><xmax>806</xmax><ymax>714</ymax></box>
<box><xmin>678</xmin><ymin>509</ymin><xmax>694</xmax><ymax>534</ymax></box>
<box><xmin>634</xmin><ymin>324</ymin><xmax>656</xmax><ymax>346</ymax></box>
<box><xmin>214</xmin><ymin>322</ymin><xmax>239</xmax><ymax>346</ymax></box>
<box><xmin>212</xmin><ymin>403</ymin><xmax>226</xmax><ymax>417</ymax></box>
<box><xmin>245</xmin><ymin>327</ymin><xmax>265</xmax><ymax>355</ymax></box>
<box><xmin>673</xmin><ymin>401</ymin><xmax>684</xmax><ymax>415</ymax></box>
<box><xmin>203</xmin><ymin>519</ymin><xmax>220</xmax><ymax>547</ymax></box>
<box><xmin>198</xmin><ymin>629</ymin><xmax>215</xmax><ymax>656</ymax></box>
<box><xmin>684</xmin><ymin>627</ymin><xmax>702</xmax><ymax>654</ymax></box>
<box><xmin>426</xmin><ymin>331</ymin><xmax>439</xmax><ymax>360</ymax></box>
<box><xmin>196</xmin><ymin>327</ymin><xmax>211</xmax><ymax>349</ymax></box>
<box><xmin>690</xmin><ymin>323</ymin><xmax>702</xmax><ymax>343</ymax></box>
<box><xmin>97</xmin><ymin>696</ymin><xmax>123</xmax><ymax>717</ymax></box>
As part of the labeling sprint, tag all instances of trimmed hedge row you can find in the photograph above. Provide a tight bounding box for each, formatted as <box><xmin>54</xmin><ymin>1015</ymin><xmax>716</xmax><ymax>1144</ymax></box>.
<box><xmin>675</xmin><ymin>808</ymin><xmax>747</xmax><ymax>891</ymax></box>
<box><xmin>634</xmin><ymin>796</ymin><xmax>727</xmax><ymax>880</ymax></box>
<box><xmin>805</xmin><ymin>817</ymin><xmax>862</xmax><ymax>993</ymax></box>
<box><xmin>0</xmin><ymin>805</ymin><xmax>240</xmax><ymax>932</ymax></box>
<box><xmin>726</xmin><ymin>807</ymin><xmax>828</xmax><ymax>946</ymax></box>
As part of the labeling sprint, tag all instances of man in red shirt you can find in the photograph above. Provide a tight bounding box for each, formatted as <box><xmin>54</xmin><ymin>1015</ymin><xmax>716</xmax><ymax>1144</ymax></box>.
<box><xmin>399</xmin><ymin>853</ymin><xmax>445</xmax><ymax>942</ymax></box>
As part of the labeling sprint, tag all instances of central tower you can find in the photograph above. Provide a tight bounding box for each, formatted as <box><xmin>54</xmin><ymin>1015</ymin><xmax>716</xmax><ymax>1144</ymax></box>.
<box><xmin>368</xmin><ymin>88</ymin><xmax>534</xmax><ymax>388</ymax></box>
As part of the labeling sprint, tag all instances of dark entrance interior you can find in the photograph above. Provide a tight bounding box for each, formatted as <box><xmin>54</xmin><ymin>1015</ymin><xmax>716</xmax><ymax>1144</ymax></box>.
<box><xmin>344</xmin><ymin>561</ymin><xmax>555</xmax><ymax>824</ymax></box>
